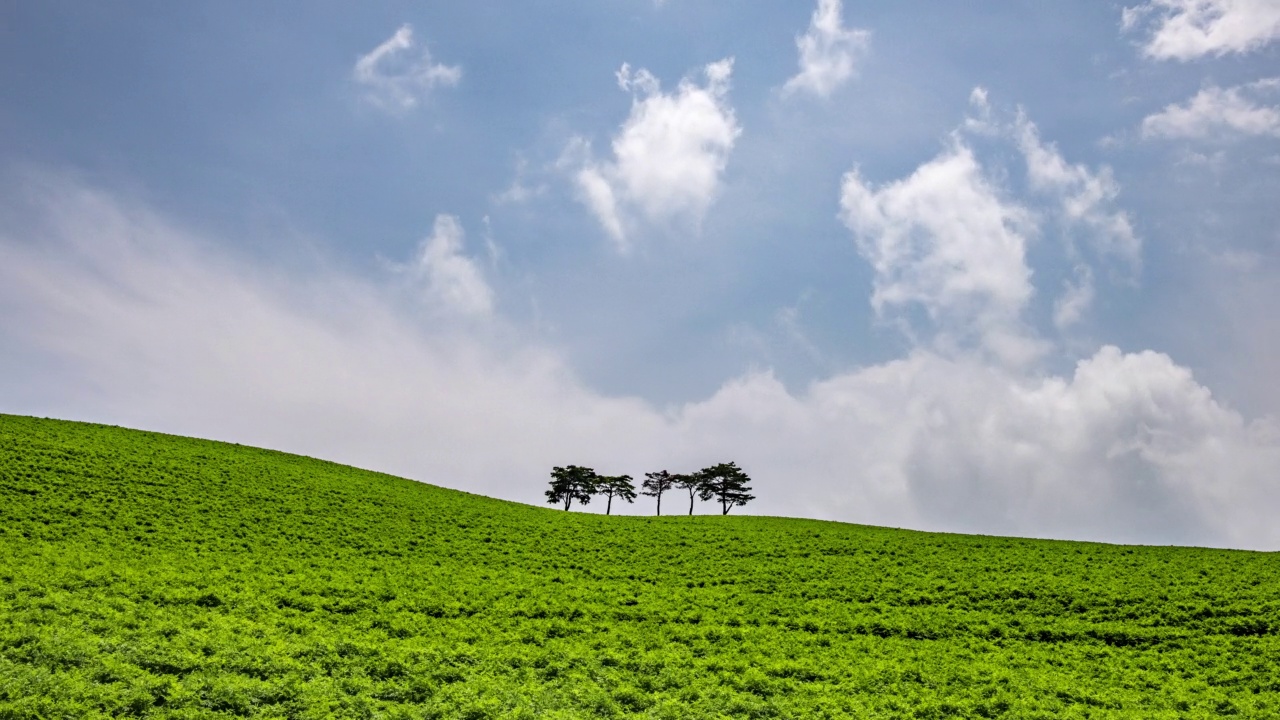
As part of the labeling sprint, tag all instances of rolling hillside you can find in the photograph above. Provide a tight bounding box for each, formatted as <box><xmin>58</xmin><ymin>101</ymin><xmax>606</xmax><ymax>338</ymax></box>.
<box><xmin>1</xmin><ymin>414</ymin><xmax>1277</xmax><ymax>719</ymax></box>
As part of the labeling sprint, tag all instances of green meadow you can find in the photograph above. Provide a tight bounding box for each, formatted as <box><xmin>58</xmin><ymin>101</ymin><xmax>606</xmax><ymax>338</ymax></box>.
<box><xmin>1</xmin><ymin>414</ymin><xmax>1277</xmax><ymax>719</ymax></box>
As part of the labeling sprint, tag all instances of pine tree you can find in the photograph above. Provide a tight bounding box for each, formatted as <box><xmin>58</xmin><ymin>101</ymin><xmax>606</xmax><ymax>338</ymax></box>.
<box><xmin>545</xmin><ymin>465</ymin><xmax>598</xmax><ymax>511</ymax></box>
<box><xmin>674</xmin><ymin>472</ymin><xmax>705</xmax><ymax>516</ymax></box>
<box><xmin>697</xmin><ymin>462</ymin><xmax>755</xmax><ymax>515</ymax></box>
<box><xmin>597</xmin><ymin>474</ymin><xmax>637</xmax><ymax>515</ymax></box>
<box><xmin>641</xmin><ymin>470</ymin><xmax>677</xmax><ymax>516</ymax></box>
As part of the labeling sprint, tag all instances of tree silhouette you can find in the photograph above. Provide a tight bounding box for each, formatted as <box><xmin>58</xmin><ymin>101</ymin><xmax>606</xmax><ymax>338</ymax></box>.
<box><xmin>597</xmin><ymin>474</ymin><xmax>637</xmax><ymax>515</ymax></box>
<box><xmin>641</xmin><ymin>470</ymin><xmax>677</xmax><ymax>516</ymax></box>
<box><xmin>674</xmin><ymin>472</ymin><xmax>704</xmax><ymax>516</ymax></box>
<box><xmin>697</xmin><ymin>462</ymin><xmax>755</xmax><ymax>515</ymax></box>
<box><xmin>545</xmin><ymin>465</ymin><xmax>598</xmax><ymax>511</ymax></box>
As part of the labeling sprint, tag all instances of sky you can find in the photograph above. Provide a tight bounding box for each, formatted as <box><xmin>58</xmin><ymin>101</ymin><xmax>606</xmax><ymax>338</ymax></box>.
<box><xmin>2</xmin><ymin>0</ymin><xmax>1279</xmax><ymax>549</ymax></box>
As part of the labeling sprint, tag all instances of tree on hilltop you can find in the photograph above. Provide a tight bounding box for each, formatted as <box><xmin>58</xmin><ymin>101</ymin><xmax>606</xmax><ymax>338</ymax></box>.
<box><xmin>674</xmin><ymin>472</ymin><xmax>705</xmax><ymax>516</ymax></box>
<box><xmin>546</xmin><ymin>465</ymin><xmax>598</xmax><ymax>511</ymax></box>
<box><xmin>697</xmin><ymin>462</ymin><xmax>755</xmax><ymax>515</ymax></box>
<box><xmin>597</xmin><ymin>474</ymin><xmax>637</xmax><ymax>515</ymax></box>
<box><xmin>641</xmin><ymin>470</ymin><xmax>677</xmax><ymax>516</ymax></box>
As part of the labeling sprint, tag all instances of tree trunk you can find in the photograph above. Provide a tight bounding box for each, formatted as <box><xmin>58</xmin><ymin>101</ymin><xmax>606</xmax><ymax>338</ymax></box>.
<box><xmin>722</xmin><ymin>501</ymin><xmax>730</xmax><ymax>515</ymax></box>
<box><xmin>564</xmin><ymin>497</ymin><xmax>571</xmax><ymax>511</ymax></box>
<box><xmin>688</xmin><ymin>490</ymin><xmax>695</xmax><ymax>516</ymax></box>
<box><xmin>656</xmin><ymin>493</ymin><xmax>661</xmax><ymax>516</ymax></box>
<box><xmin>606</xmin><ymin>494</ymin><xmax>613</xmax><ymax>515</ymax></box>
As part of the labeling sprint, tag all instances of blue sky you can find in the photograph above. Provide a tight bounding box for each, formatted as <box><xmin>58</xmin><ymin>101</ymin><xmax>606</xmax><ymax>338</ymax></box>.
<box><xmin>2</xmin><ymin>1</ymin><xmax>1279</xmax><ymax>548</ymax></box>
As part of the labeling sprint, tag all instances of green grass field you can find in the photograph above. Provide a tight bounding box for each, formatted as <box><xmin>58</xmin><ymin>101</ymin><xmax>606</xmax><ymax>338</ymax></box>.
<box><xmin>1</xmin><ymin>414</ymin><xmax>1278</xmax><ymax>719</ymax></box>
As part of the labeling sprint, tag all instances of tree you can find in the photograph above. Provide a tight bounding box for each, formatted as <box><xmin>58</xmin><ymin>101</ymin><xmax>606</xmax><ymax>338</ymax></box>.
<box><xmin>697</xmin><ymin>462</ymin><xmax>755</xmax><ymax>515</ymax></box>
<box><xmin>545</xmin><ymin>465</ymin><xmax>598</xmax><ymax>511</ymax></box>
<box><xmin>597</xmin><ymin>475</ymin><xmax>637</xmax><ymax>515</ymax></box>
<box><xmin>674</xmin><ymin>472</ymin><xmax>705</xmax><ymax>516</ymax></box>
<box><xmin>641</xmin><ymin>470</ymin><xmax>677</xmax><ymax>516</ymax></box>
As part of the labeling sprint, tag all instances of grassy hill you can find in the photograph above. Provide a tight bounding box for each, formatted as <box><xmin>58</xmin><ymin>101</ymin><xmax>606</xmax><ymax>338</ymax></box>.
<box><xmin>1</xmin><ymin>414</ymin><xmax>1277</xmax><ymax>719</ymax></box>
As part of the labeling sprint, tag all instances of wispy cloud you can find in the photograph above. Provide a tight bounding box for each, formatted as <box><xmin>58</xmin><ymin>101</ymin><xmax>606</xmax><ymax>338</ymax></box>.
<box><xmin>353</xmin><ymin>24</ymin><xmax>460</xmax><ymax>112</ymax></box>
<box><xmin>1122</xmin><ymin>0</ymin><xmax>1280</xmax><ymax>60</ymax></box>
<box><xmin>1054</xmin><ymin>265</ymin><xmax>1096</xmax><ymax>330</ymax></box>
<box><xmin>783</xmin><ymin>0</ymin><xmax>870</xmax><ymax>98</ymax></box>
<box><xmin>399</xmin><ymin>215</ymin><xmax>494</xmax><ymax>319</ymax></box>
<box><xmin>1013</xmin><ymin>111</ymin><xmax>1142</xmax><ymax>270</ymax></box>
<box><xmin>1142</xmin><ymin>79</ymin><xmax>1280</xmax><ymax>139</ymax></box>
<box><xmin>565</xmin><ymin>60</ymin><xmax>741</xmax><ymax>250</ymax></box>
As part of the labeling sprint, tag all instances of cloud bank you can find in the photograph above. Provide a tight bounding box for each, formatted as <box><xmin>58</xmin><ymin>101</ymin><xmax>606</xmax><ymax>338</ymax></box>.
<box><xmin>566</xmin><ymin>60</ymin><xmax>741</xmax><ymax>250</ymax></box>
<box><xmin>2</xmin><ymin>168</ymin><xmax>1278</xmax><ymax>550</ymax></box>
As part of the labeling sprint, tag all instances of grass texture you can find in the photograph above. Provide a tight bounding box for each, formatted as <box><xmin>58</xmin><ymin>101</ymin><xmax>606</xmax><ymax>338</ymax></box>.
<box><xmin>1</xmin><ymin>414</ymin><xmax>1278</xmax><ymax>718</ymax></box>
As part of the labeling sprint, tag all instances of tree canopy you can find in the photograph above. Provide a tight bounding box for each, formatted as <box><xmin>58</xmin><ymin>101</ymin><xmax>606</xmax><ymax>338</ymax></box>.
<box><xmin>674</xmin><ymin>472</ymin><xmax>705</xmax><ymax>516</ymax></box>
<box><xmin>641</xmin><ymin>470</ymin><xmax>677</xmax><ymax>516</ymax></box>
<box><xmin>546</xmin><ymin>462</ymin><xmax>755</xmax><ymax>515</ymax></box>
<box><xmin>545</xmin><ymin>465</ymin><xmax>597</xmax><ymax>511</ymax></box>
<box><xmin>697</xmin><ymin>462</ymin><xmax>755</xmax><ymax>515</ymax></box>
<box><xmin>597</xmin><ymin>474</ymin><xmax>637</xmax><ymax>515</ymax></box>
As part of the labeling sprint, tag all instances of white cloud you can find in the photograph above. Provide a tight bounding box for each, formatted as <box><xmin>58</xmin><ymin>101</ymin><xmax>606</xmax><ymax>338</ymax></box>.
<box><xmin>1054</xmin><ymin>265</ymin><xmax>1096</xmax><ymax>330</ymax></box>
<box><xmin>0</xmin><ymin>172</ymin><xmax>658</xmax><ymax>501</ymax></box>
<box><xmin>570</xmin><ymin>149</ymin><xmax>626</xmax><ymax>243</ymax></box>
<box><xmin>567</xmin><ymin>59</ymin><xmax>741</xmax><ymax>249</ymax></box>
<box><xmin>783</xmin><ymin>0</ymin><xmax>871</xmax><ymax>98</ymax></box>
<box><xmin>839</xmin><ymin>99</ymin><xmax>1141</xmax><ymax>365</ymax></box>
<box><xmin>1142</xmin><ymin>80</ymin><xmax>1280</xmax><ymax>139</ymax></box>
<box><xmin>1014</xmin><ymin>113</ymin><xmax>1142</xmax><ymax>269</ymax></box>
<box><xmin>401</xmin><ymin>215</ymin><xmax>493</xmax><ymax>318</ymax></box>
<box><xmin>353</xmin><ymin>24</ymin><xmax>460</xmax><ymax>112</ymax></box>
<box><xmin>493</xmin><ymin>158</ymin><xmax>546</xmax><ymax>205</ymax></box>
<box><xmin>962</xmin><ymin>86</ymin><xmax>998</xmax><ymax>135</ymax></box>
<box><xmin>2</xmin><ymin>171</ymin><xmax>1279</xmax><ymax>550</ymax></box>
<box><xmin>1123</xmin><ymin>0</ymin><xmax>1280</xmax><ymax>60</ymax></box>
<box><xmin>683</xmin><ymin>349</ymin><xmax>1280</xmax><ymax>549</ymax></box>
<box><xmin>840</xmin><ymin>146</ymin><xmax>1044</xmax><ymax>367</ymax></box>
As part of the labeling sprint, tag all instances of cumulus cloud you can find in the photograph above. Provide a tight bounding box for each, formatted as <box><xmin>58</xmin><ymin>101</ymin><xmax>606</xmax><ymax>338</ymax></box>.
<box><xmin>840</xmin><ymin>146</ymin><xmax>1043</xmax><ymax>367</ymax></box>
<box><xmin>783</xmin><ymin>0</ymin><xmax>871</xmax><ymax>98</ymax></box>
<box><xmin>2</xmin><ymin>171</ymin><xmax>1278</xmax><ymax>550</ymax></box>
<box><xmin>353</xmin><ymin>24</ymin><xmax>460</xmax><ymax>112</ymax></box>
<box><xmin>1122</xmin><ymin>0</ymin><xmax>1280</xmax><ymax>60</ymax></box>
<box><xmin>566</xmin><ymin>60</ymin><xmax>741</xmax><ymax>249</ymax></box>
<box><xmin>839</xmin><ymin>96</ymin><xmax>1140</xmax><ymax>364</ymax></box>
<box><xmin>686</xmin><ymin>349</ymin><xmax>1280</xmax><ymax>549</ymax></box>
<box><xmin>399</xmin><ymin>215</ymin><xmax>493</xmax><ymax>318</ymax></box>
<box><xmin>1142</xmin><ymin>79</ymin><xmax>1280</xmax><ymax>139</ymax></box>
<box><xmin>826</xmin><ymin>102</ymin><xmax>1277</xmax><ymax>547</ymax></box>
